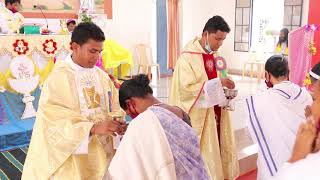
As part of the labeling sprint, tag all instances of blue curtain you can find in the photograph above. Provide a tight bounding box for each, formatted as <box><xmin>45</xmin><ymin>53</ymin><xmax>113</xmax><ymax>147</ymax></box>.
<box><xmin>157</xmin><ymin>0</ymin><xmax>169</xmax><ymax>74</ymax></box>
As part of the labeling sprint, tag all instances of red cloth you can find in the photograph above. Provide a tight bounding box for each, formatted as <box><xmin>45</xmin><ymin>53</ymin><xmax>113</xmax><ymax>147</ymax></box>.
<box><xmin>202</xmin><ymin>54</ymin><xmax>218</xmax><ymax>80</ymax></box>
<box><xmin>202</xmin><ymin>53</ymin><xmax>222</xmax><ymax>142</ymax></box>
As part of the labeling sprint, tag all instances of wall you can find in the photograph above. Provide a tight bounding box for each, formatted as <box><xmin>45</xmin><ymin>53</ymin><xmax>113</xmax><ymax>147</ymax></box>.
<box><xmin>181</xmin><ymin>0</ymin><xmax>310</xmax><ymax>71</ymax></box>
<box><xmin>180</xmin><ymin>0</ymin><xmax>310</xmax><ymax>130</ymax></box>
<box><xmin>104</xmin><ymin>0</ymin><xmax>155</xmax><ymax>61</ymax></box>
<box><xmin>180</xmin><ymin>0</ymin><xmax>249</xmax><ymax>71</ymax></box>
<box><xmin>24</xmin><ymin>0</ymin><xmax>156</xmax><ymax>71</ymax></box>
<box><xmin>308</xmin><ymin>0</ymin><xmax>320</xmax><ymax>66</ymax></box>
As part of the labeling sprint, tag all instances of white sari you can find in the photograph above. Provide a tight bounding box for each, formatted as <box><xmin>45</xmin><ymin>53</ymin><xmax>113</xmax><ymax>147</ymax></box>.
<box><xmin>106</xmin><ymin>106</ymin><xmax>208</xmax><ymax>180</ymax></box>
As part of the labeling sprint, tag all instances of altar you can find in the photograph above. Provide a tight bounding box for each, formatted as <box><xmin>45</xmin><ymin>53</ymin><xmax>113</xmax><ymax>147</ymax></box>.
<box><xmin>0</xmin><ymin>34</ymin><xmax>71</xmax><ymax>151</ymax></box>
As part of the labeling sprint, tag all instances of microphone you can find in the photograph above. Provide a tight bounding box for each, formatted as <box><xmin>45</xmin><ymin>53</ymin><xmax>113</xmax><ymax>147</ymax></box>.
<box><xmin>33</xmin><ymin>5</ymin><xmax>48</xmax><ymax>29</ymax></box>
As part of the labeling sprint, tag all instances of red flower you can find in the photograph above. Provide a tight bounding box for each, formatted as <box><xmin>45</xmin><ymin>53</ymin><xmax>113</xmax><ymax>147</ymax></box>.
<box><xmin>42</xmin><ymin>39</ymin><xmax>58</xmax><ymax>54</ymax></box>
<box><xmin>13</xmin><ymin>39</ymin><xmax>29</xmax><ymax>55</ymax></box>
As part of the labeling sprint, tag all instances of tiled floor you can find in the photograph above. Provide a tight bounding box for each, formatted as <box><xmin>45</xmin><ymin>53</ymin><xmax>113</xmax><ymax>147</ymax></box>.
<box><xmin>150</xmin><ymin>75</ymin><xmax>264</xmax><ymax>176</ymax></box>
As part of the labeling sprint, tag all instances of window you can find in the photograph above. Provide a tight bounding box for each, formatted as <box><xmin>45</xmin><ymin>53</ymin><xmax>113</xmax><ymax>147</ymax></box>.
<box><xmin>234</xmin><ymin>0</ymin><xmax>253</xmax><ymax>52</ymax></box>
<box><xmin>250</xmin><ymin>0</ymin><xmax>285</xmax><ymax>53</ymax></box>
<box><xmin>234</xmin><ymin>0</ymin><xmax>304</xmax><ymax>53</ymax></box>
<box><xmin>283</xmin><ymin>0</ymin><xmax>303</xmax><ymax>31</ymax></box>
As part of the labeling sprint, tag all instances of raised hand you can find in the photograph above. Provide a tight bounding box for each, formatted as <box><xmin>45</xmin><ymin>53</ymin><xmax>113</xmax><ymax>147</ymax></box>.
<box><xmin>288</xmin><ymin>119</ymin><xmax>317</xmax><ymax>163</ymax></box>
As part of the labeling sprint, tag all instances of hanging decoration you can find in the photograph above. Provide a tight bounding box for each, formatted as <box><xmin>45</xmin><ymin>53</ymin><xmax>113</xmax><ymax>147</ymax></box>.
<box><xmin>215</xmin><ymin>56</ymin><xmax>228</xmax><ymax>78</ymax></box>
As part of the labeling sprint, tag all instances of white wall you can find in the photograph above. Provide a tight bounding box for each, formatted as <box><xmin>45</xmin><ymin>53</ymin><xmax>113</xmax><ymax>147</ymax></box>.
<box><xmin>302</xmin><ymin>0</ymin><xmax>310</xmax><ymax>25</ymax></box>
<box><xmin>24</xmin><ymin>0</ymin><xmax>156</xmax><ymax>68</ymax></box>
<box><xmin>181</xmin><ymin>0</ymin><xmax>310</xmax><ymax>70</ymax></box>
<box><xmin>181</xmin><ymin>0</ymin><xmax>310</xmax><ymax>130</ymax></box>
<box><xmin>181</xmin><ymin>0</ymin><xmax>249</xmax><ymax>70</ymax></box>
<box><xmin>23</xmin><ymin>0</ymin><xmax>310</xmax><ymax>72</ymax></box>
<box><xmin>104</xmin><ymin>0</ymin><xmax>155</xmax><ymax>60</ymax></box>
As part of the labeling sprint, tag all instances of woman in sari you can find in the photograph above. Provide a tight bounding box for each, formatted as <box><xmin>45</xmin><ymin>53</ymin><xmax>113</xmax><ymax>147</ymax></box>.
<box><xmin>106</xmin><ymin>74</ymin><xmax>208</xmax><ymax>180</ymax></box>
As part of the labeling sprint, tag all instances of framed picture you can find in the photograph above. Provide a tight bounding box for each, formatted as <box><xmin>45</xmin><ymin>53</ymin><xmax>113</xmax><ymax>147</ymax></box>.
<box><xmin>18</xmin><ymin>0</ymin><xmax>112</xmax><ymax>19</ymax></box>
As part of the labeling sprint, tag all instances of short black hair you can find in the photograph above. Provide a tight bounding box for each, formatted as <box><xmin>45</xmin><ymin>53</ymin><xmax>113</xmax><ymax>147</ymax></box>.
<box><xmin>265</xmin><ymin>55</ymin><xmax>289</xmax><ymax>78</ymax></box>
<box><xmin>203</xmin><ymin>15</ymin><xmax>230</xmax><ymax>34</ymax></box>
<box><xmin>310</xmin><ymin>62</ymin><xmax>320</xmax><ymax>82</ymax></box>
<box><xmin>67</xmin><ymin>20</ymin><xmax>76</xmax><ymax>26</ymax></box>
<box><xmin>5</xmin><ymin>0</ymin><xmax>20</xmax><ymax>5</ymax></box>
<box><xmin>119</xmin><ymin>74</ymin><xmax>153</xmax><ymax>110</ymax></box>
<box><xmin>71</xmin><ymin>22</ymin><xmax>105</xmax><ymax>46</ymax></box>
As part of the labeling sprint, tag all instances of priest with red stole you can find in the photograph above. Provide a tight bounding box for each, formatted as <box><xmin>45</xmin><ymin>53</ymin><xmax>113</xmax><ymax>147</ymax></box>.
<box><xmin>169</xmin><ymin>16</ymin><xmax>239</xmax><ymax>180</ymax></box>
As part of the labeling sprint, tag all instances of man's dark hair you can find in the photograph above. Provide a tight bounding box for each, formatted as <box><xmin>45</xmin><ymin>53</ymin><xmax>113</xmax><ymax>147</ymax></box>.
<box><xmin>5</xmin><ymin>0</ymin><xmax>20</xmax><ymax>5</ymax></box>
<box><xmin>265</xmin><ymin>55</ymin><xmax>289</xmax><ymax>78</ymax></box>
<box><xmin>310</xmin><ymin>62</ymin><xmax>320</xmax><ymax>83</ymax></box>
<box><xmin>67</xmin><ymin>20</ymin><xmax>76</xmax><ymax>27</ymax></box>
<box><xmin>119</xmin><ymin>74</ymin><xmax>153</xmax><ymax>110</ymax></box>
<box><xmin>203</xmin><ymin>15</ymin><xmax>230</xmax><ymax>34</ymax></box>
<box><xmin>71</xmin><ymin>22</ymin><xmax>105</xmax><ymax>46</ymax></box>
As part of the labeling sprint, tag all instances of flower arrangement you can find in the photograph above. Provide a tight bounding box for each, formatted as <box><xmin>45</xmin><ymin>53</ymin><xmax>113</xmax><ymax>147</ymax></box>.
<box><xmin>79</xmin><ymin>8</ymin><xmax>92</xmax><ymax>23</ymax></box>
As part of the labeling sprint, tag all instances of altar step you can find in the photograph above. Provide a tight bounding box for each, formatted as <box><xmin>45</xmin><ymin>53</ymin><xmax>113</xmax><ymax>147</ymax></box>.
<box><xmin>235</xmin><ymin>127</ymin><xmax>258</xmax><ymax>177</ymax></box>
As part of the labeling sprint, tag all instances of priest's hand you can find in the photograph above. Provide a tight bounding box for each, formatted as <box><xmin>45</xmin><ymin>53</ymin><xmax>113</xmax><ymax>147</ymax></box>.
<box><xmin>288</xmin><ymin>119</ymin><xmax>317</xmax><ymax>163</ymax></box>
<box><xmin>220</xmin><ymin>78</ymin><xmax>235</xmax><ymax>89</ymax></box>
<box><xmin>90</xmin><ymin>120</ymin><xmax>127</xmax><ymax>136</ymax></box>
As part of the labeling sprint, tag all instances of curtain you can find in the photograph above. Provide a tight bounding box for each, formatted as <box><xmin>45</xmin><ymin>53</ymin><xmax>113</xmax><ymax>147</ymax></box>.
<box><xmin>167</xmin><ymin>0</ymin><xmax>180</xmax><ymax>70</ymax></box>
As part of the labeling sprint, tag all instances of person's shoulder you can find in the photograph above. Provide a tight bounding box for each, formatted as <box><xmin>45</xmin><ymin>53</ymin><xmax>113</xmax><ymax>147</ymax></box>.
<box><xmin>95</xmin><ymin>67</ymin><xmax>113</xmax><ymax>84</ymax></box>
<box><xmin>44</xmin><ymin>61</ymin><xmax>73</xmax><ymax>86</ymax></box>
<box><xmin>131</xmin><ymin>110</ymin><xmax>156</xmax><ymax>126</ymax></box>
<box><xmin>175</xmin><ymin>52</ymin><xmax>195</xmax><ymax>68</ymax></box>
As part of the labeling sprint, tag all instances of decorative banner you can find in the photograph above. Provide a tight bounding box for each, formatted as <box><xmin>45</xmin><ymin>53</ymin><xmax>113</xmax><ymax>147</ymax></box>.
<box><xmin>215</xmin><ymin>56</ymin><xmax>227</xmax><ymax>71</ymax></box>
<box><xmin>215</xmin><ymin>56</ymin><xmax>228</xmax><ymax>78</ymax></box>
<box><xmin>289</xmin><ymin>25</ymin><xmax>316</xmax><ymax>86</ymax></box>
<box><xmin>8</xmin><ymin>55</ymin><xmax>39</xmax><ymax>119</ymax></box>
<box><xmin>305</xmin><ymin>24</ymin><xmax>318</xmax><ymax>32</ymax></box>
<box><xmin>42</xmin><ymin>39</ymin><xmax>58</xmax><ymax>54</ymax></box>
<box><xmin>13</xmin><ymin>39</ymin><xmax>29</xmax><ymax>55</ymax></box>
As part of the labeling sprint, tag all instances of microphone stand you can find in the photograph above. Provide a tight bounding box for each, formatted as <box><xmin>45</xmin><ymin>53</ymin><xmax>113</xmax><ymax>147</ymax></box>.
<box><xmin>34</xmin><ymin>5</ymin><xmax>48</xmax><ymax>29</ymax></box>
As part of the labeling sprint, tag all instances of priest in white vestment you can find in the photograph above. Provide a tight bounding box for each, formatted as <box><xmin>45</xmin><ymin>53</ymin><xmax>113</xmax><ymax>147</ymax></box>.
<box><xmin>22</xmin><ymin>23</ymin><xmax>126</xmax><ymax>180</ymax></box>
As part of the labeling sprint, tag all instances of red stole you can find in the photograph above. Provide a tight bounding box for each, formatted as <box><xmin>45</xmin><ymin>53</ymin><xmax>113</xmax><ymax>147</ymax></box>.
<box><xmin>202</xmin><ymin>53</ymin><xmax>222</xmax><ymax>142</ymax></box>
